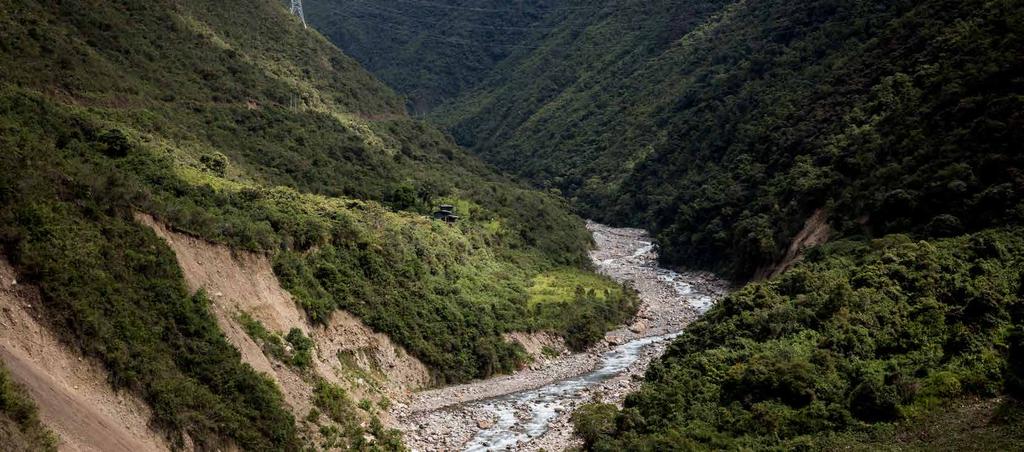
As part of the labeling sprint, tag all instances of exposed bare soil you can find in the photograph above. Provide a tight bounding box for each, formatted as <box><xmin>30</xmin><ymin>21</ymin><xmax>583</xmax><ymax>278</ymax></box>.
<box><xmin>135</xmin><ymin>213</ymin><xmax>430</xmax><ymax>421</ymax></box>
<box><xmin>0</xmin><ymin>258</ymin><xmax>169</xmax><ymax>452</ymax></box>
<box><xmin>755</xmin><ymin>208</ymin><xmax>831</xmax><ymax>280</ymax></box>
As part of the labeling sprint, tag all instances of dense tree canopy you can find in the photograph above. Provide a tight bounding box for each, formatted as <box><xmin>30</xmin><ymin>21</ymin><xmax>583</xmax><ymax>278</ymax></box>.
<box><xmin>307</xmin><ymin>0</ymin><xmax>1024</xmax><ymax>448</ymax></box>
<box><xmin>304</xmin><ymin>0</ymin><xmax>564</xmax><ymax>113</ymax></box>
<box><xmin>577</xmin><ymin>229</ymin><xmax>1024</xmax><ymax>449</ymax></box>
<box><xmin>433</xmin><ymin>0</ymin><xmax>1024</xmax><ymax>279</ymax></box>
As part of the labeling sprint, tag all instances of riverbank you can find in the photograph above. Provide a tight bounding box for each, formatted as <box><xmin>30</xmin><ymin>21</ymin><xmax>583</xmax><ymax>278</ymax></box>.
<box><xmin>390</xmin><ymin>222</ymin><xmax>728</xmax><ymax>451</ymax></box>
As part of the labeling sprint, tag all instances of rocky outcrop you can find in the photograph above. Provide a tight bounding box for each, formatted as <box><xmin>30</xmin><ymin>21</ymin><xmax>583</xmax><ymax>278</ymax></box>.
<box><xmin>314</xmin><ymin>310</ymin><xmax>431</xmax><ymax>395</ymax></box>
<box><xmin>504</xmin><ymin>331</ymin><xmax>567</xmax><ymax>363</ymax></box>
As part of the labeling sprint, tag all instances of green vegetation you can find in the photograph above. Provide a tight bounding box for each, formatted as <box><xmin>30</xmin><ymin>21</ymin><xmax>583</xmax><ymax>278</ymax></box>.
<box><xmin>7</xmin><ymin>0</ymin><xmax>1018</xmax><ymax>449</ymax></box>
<box><xmin>815</xmin><ymin>397</ymin><xmax>1024</xmax><ymax>451</ymax></box>
<box><xmin>239</xmin><ymin>313</ymin><xmax>314</xmax><ymax>369</ymax></box>
<box><xmin>0</xmin><ymin>0</ymin><xmax>625</xmax><ymax>366</ymax></box>
<box><xmin>433</xmin><ymin>0</ymin><xmax>1023</xmax><ymax>280</ymax></box>
<box><xmin>541</xmin><ymin>346</ymin><xmax>560</xmax><ymax>359</ymax></box>
<box><xmin>0</xmin><ymin>364</ymin><xmax>57</xmax><ymax>452</ymax></box>
<box><xmin>304</xmin><ymin>0</ymin><xmax>1024</xmax><ymax>447</ymax></box>
<box><xmin>286</xmin><ymin>328</ymin><xmax>316</xmax><ymax>369</ymax></box>
<box><xmin>328</xmin><ymin>1</ymin><xmax>1022</xmax><ymax>441</ymax></box>
<box><xmin>358</xmin><ymin>399</ymin><xmax>374</xmax><ymax>412</ymax></box>
<box><xmin>575</xmin><ymin>228</ymin><xmax>1024</xmax><ymax>449</ymax></box>
<box><xmin>0</xmin><ymin>0</ymin><xmax>635</xmax><ymax>447</ymax></box>
<box><xmin>527</xmin><ymin>268</ymin><xmax>620</xmax><ymax>306</ymax></box>
<box><xmin>238</xmin><ymin>313</ymin><xmax>289</xmax><ymax>362</ymax></box>
<box><xmin>534</xmin><ymin>285</ymin><xmax>638</xmax><ymax>352</ymax></box>
<box><xmin>525</xmin><ymin>269</ymin><xmax>640</xmax><ymax>352</ymax></box>
<box><xmin>311</xmin><ymin>380</ymin><xmax>404</xmax><ymax>451</ymax></box>
<box><xmin>303</xmin><ymin>0</ymin><xmax>562</xmax><ymax>112</ymax></box>
<box><xmin>0</xmin><ymin>114</ymin><xmax>298</xmax><ymax>448</ymax></box>
<box><xmin>312</xmin><ymin>381</ymin><xmax>359</xmax><ymax>431</ymax></box>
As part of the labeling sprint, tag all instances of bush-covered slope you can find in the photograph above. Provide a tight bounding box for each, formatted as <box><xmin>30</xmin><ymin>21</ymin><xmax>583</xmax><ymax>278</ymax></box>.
<box><xmin>0</xmin><ymin>365</ymin><xmax>56</xmax><ymax>452</ymax></box>
<box><xmin>435</xmin><ymin>0</ymin><xmax>729</xmax><ymax>173</ymax></box>
<box><xmin>575</xmin><ymin>228</ymin><xmax>1024</xmax><ymax>449</ymax></box>
<box><xmin>303</xmin><ymin>0</ymin><xmax>563</xmax><ymax>113</ymax></box>
<box><xmin>437</xmin><ymin>0</ymin><xmax>1024</xmax><ymax>279</ymax></box>
<box><xmin>0</xmin><ymin>0</ymin><xmax>636</xmax><ymax>447</ymax></box>
<box><xmin>1</xmin><ymin>94</ymin><xmax>302</xmax><ymax>449</ymax></box>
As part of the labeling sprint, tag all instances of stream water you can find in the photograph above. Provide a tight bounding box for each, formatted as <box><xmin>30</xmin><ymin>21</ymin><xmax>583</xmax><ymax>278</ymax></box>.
<box><xmin>463</xmin><ymin>332</ymin><xmax>679</xmax><ymax>451</ymax></box>
<box><xmin>459</xmin><ymin>224</ymin><xmax>723</xmax><ymax>451</ymax></box>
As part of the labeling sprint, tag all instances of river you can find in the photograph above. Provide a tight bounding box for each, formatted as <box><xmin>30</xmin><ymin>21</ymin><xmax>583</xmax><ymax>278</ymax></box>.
<box><xmin>393</xmin><ymin>222</ymin><xmax>727</xmax><ymax>451</ymax></box>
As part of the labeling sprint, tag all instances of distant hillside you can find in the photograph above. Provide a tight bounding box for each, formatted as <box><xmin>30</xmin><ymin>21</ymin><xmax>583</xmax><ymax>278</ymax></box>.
<box><xmin>0</xmin><ymin>0</ymin><xmax>636</xmax><ymax>448</ymax></box>
<box><xmin>303</xmin><ymin>0</ymin><xmax>562</xmax><ymax>113</ymax></box>
<box><xmin>437</xmin><ymin>0</ymin><xmax>1023</xmax><ymax>279</ymax></box>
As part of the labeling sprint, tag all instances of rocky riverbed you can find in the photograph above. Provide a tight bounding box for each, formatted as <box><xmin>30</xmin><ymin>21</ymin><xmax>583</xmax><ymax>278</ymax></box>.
<box><xmin>390</xmin><ymin>222</ymin><xmax>728</xmax><ymax>451</ymax></box>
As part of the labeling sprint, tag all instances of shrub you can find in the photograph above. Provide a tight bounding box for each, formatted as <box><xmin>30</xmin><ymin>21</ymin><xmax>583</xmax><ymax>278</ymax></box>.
<box><xmin>285</xmin><ymin>328</ymin><xmax>314</xmax><ymax>369</ymax></box>
<box><xmin>98</xmin><ymin>129</ymin><xmax>130</xmax><ymax>158</ymax></box>
<box><xmin>589</xmin><ymin>228</ymin><xmax>1024</xmax><ymax>449</ymax></box>
<box><xmin>572</xmin><ymin>403</ymin><xmax>618</xmax><ymax>447</ymax></box>
<box><xmin>200</xmin><ymin>152</ymin><xmax>228</xmax><ymax>176</ymax></box>
<box><xmin>0</xmin><ymin>365</ymin><xmax>57</xmax><ymax>451</ymax></box>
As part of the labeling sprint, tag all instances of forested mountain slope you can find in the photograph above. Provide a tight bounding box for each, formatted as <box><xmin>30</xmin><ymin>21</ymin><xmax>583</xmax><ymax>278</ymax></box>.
<box><xmin>0</xmin><ymin>0</ymin><xmax>635</xmax><ymax>449</ymax></box>
<box><xmin>303</xmin><ymin>0</ymin><xmax>563</xmax><ymax>113</ymax></box>
<box><xmin>574</xmin><ymin>227</ymin><xmax>1024</xmax><ymax>449</ymax></box>
<box><xmin>304</xmin><ymin>0</ymin><xmax>1024</xmax><ymax>448</ymax></box>
<box><xmin>437</xmin><ymin>0</ymin><xmax>1024</xmax><ymax>280</ymax></box>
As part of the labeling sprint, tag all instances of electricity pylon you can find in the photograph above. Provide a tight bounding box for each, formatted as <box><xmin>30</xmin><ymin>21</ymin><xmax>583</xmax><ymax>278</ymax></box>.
<box><xmin>289</xmin><ymin>0</ymin><xmax>307</xmax><ymax>28</ymax></box>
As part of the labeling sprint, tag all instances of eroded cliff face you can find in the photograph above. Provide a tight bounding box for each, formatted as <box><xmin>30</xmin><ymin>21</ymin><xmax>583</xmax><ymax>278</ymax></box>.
<box><xmin>134</xmin><ymin>213</ymin><xmax>431</xmax><ymax>416</ymax></box>
<box><xmin>0</xmin><ymin>213</ymin><xmax>433</xmax><ymax>450</ymax></box>
<box><xmin>754</xmin><ymin>209</ymin><xmax>831</xmax><ymax>281</ymax></box>
<box><xmin>0</xmin><ymin>258</ymin><xmax>169</xmax><ymax>452</ymax></box>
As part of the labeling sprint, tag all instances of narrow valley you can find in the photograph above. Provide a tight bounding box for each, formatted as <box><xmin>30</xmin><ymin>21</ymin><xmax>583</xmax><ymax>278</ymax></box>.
<box><xmin>2</xmin><ymin>0</ymin><xmax>1022</xmax><ymax>450</ymax></box>
<box><xmin>395</xmin><ymin>222</ymin><xmax>727</xmax><ymax>451</ymax></box>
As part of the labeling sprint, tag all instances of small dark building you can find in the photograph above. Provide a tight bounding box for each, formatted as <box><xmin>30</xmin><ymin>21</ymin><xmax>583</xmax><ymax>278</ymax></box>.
<box><xmin>432</xmin><ymin>204</ymin><xmax>459</xmax><ymax>223</ymax></box>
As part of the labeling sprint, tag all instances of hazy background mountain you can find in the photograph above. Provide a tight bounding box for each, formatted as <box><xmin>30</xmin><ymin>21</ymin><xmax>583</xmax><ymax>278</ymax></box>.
<box><xmin>303</xmin><ymin>0</ymin><xmax>565</xmax><ymax>113</ymax></box>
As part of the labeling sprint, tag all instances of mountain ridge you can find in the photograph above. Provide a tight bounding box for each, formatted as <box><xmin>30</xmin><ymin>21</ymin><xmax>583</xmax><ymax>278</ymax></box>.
<box><xmin>429</xmin><ymin>0</ymin><xmax>1023</xmax><ymax>279</ymax></box>
<box><xmin>0</xmin><ymin>0</ymin><xmax>637</xmax><ymax>448</ymax></box>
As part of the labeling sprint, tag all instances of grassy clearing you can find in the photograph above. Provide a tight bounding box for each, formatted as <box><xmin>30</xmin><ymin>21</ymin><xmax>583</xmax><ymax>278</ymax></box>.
<box><xmin>527</xmin><ymin>268</ymin><xmax>622</xmax><ymax>307</ymax></box>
